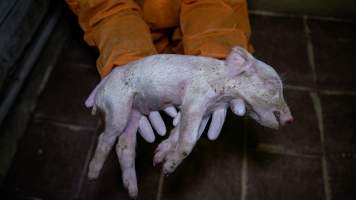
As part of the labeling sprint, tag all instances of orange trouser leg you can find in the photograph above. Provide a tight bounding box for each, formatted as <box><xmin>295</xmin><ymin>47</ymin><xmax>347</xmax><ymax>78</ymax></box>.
<box><xmin>142</xmin><ymin>0</ymin><xmax>180</xmax><ymax>29</ymax></box>
<box><xmin>66</xmin><ymin>0</ymin><xmax>157</xmax><ymax>78</ymax></box>
<box><xmin>180</xmin><ymin>0</ymin><xmax>253</xmax><ymax>59</ymax></box>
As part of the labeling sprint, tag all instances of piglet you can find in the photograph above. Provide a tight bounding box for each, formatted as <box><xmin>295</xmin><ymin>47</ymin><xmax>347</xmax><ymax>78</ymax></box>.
<box><xmin>85</xmin><ymin>47</ymin><xmax>293</xmax><ymax>198</ymax></box>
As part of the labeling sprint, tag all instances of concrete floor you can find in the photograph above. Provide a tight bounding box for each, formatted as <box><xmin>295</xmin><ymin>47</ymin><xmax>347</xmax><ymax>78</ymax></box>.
<box><xmin>1</xmin><ymin>11</ymin><xmax>356</xmax><ymax>200</ymax></box>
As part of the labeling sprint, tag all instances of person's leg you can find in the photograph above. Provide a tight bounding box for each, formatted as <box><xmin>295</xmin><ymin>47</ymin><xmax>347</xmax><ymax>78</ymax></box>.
<box><xmin>180</xmin><ymin>0</ymin><xmax>253</xmax><ymax>59</ymax></box>
<box><xmin>66</xmin><ymin>0</ymin><xmax>157</xmax><ymax>77</ymax></box>
<box><xmin>227</xmin><ymin>0</ymin><xmax>253</xmax><ymax>48</ymax></box>
<box><xmin>151</xmin><ymin>29</ymin><xmax>171</xmax><ymax>53</ymax></box>
<box><xmin>142</xmin><ymin>0</ymin><xmax>180</xmax><ymax>30</ymax></box>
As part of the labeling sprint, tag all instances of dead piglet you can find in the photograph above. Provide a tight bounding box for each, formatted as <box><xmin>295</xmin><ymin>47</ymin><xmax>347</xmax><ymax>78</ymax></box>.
<box><xmin>84</xmin><ymin>46</ymin><xmax>293</xmax><ymax>198</ymax></box>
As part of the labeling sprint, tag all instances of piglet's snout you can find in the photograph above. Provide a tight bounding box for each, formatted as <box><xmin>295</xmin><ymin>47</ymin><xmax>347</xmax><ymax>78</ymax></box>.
<box><xmin>280</xmin><ymin>112</ymin><xmax>294</xmax><ymax>126</ymax></box>
<box><xmin>273</xmin><ymin>110</ymin><xmax>294</xmax><ymax>126</ymax></box>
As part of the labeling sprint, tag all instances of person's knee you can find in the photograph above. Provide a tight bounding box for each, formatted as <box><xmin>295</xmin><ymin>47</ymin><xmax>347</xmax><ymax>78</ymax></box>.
<box><xmin>180</xmin><ymin>0</ymin><xmax>252</xmax><ymax>58</ymax></box>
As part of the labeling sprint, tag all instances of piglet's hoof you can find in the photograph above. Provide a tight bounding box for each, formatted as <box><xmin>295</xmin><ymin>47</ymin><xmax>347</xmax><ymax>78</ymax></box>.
<box><xmin>153</xmin><ymin>139</ymin><xmax>174</xmax><ymax>166</ymax></box>
<box><xmin>122</xmin><ymin>169</ymin><xmax>138</xmax><ymax>199</ymax></box>
<box><xmin>88</xmin><ymin>161</ymin><xmax>100</xmax><ymax>180</ymax></box>
<box><xmin>162</xmin><ymin>151</ymin><xmax>183</xmax><ymax>175</ymax></box>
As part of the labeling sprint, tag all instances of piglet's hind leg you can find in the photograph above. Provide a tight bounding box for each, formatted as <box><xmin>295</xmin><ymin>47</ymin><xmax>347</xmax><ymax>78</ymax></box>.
<box><xmin>88</xmin><ymin>95</ymin><xmax>133</xmax><ymax>179</ymax></box>
<box><xmin>116</xmin><ymin>110</ymin><xmax>140</xmax><ymax>198</ymax></box>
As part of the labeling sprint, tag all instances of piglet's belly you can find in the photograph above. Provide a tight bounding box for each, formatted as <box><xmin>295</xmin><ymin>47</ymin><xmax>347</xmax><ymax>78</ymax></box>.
<box><xmin>131</xmin><ymin>78</ymin><xmax>187</xmax><ymax>113</ymax></box>
<box><xmin>132</xmin><ymin>90</ymin><xmax>183</xmax><ymax>114</ymax></box>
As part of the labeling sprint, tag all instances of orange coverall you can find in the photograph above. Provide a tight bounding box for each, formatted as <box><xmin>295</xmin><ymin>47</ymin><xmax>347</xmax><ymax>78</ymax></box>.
<box><xmin>66</xmin><ymin>0</ymin><xmax>253</xmax><ymax>78</ymax></box>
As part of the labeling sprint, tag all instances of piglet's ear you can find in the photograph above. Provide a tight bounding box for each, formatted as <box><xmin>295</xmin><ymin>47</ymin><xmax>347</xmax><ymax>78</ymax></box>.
<box><xmin>225</xmin><ymin>46</ymin><xmax>254</xmax><ymax>78</ymax></box>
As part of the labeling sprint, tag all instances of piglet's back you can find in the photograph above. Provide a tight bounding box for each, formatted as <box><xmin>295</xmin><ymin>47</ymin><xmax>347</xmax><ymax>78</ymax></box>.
<box><xmin>126</xmin><ymin>54</ymin><xmax>225</xmax><ymax>86</ymax></box>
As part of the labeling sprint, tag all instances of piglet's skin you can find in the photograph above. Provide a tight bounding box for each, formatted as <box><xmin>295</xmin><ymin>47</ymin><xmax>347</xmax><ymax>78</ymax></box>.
<box><xmin>85</xmin><ymin>47</ymin><xmax>293</xmax><ymax>198</ymax></box>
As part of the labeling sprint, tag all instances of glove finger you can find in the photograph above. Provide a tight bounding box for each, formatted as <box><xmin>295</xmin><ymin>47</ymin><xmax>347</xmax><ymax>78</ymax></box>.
<box><xmin>230</xmin><ymin>98</ymin><xmax>246</xmax><ymax>116</ymax></box>
<box><xmin>207</xmin><ymin>107</ymin><xmax>227</xmax><ymax>140</ymax></box>
<box><xmin>198</xmin><ymin>115</ymin><xmax>211</xmax><ymax>138</ymax></box>
<box><xmin>138</xmin><ymin>116</ymin><xmax>155</xmax><ymax>143</ymax></box>
<box><xmin>164</xmin><ymin>106</ymin><xmax>178</xmax><ymax>118</ymax></box>
<box><xmin>173</xmin><ymin>112</ymin><xmax>181</xmax><ymax>126</ymax></box>
<box><xmin>149</xmin><ymin>111</ymin><xmax>167</xmax><ymax>136</ymax></box>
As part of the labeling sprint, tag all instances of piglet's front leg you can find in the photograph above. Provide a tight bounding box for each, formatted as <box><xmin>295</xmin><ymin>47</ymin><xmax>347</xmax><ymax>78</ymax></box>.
<box><xmin>162</xmin><ymin>85</ymin><xmax>215</xmax><ymax>175</ymax></box>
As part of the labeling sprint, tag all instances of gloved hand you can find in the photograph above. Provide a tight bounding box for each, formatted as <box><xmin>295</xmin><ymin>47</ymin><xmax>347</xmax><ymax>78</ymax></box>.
<box><xmin>136</xmin><ymin>106</ymin><xmax>178</xmax><ymax>143</ymax></box>
<box><xmin>138</xmin><ymin>101</ymin><xmax>242</xmax><ymax>143</ymax></box>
